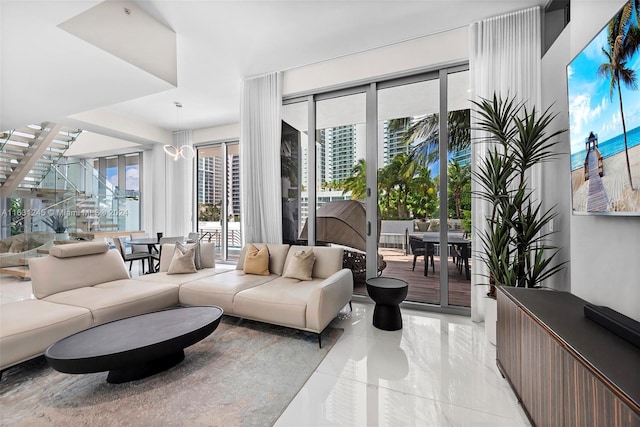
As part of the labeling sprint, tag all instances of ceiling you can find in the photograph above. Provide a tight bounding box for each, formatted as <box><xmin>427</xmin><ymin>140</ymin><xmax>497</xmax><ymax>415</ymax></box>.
<box><xmin>1</xmin><ymin>0</ymin><xmax>549</xmax><ymax>144</ymax></box>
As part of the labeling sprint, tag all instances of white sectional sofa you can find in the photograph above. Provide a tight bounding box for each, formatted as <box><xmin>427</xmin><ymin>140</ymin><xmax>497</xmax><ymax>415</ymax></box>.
<box><xmin>0</xmin><ymin>240</ymin><xmax>353</xmax><ymax>374</ymax></box>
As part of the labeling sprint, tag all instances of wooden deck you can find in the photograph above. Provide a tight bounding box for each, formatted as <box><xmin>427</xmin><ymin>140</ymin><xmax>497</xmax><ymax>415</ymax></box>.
<box><xmin>354</xmin><ymin>248</ymin><xmax>471</xmax><ymax>308</ymax></box>
<box><xmin>587</xmin><ymin>149</ymin><xmax>608</xmax><ymax>211</ymax></box>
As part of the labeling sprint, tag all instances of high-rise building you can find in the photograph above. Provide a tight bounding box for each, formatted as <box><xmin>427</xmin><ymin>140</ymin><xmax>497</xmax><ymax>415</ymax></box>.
<box><xmin>197</xmin><ymin>156</ymin><xmax>223</xmax><ymax>205</ymax></box>
<box><xmin>382</xmin><ymin>119</ymin><xmax>409</xmax><ymax>166</ymax></box>
<box><xmin>229</xmin><ymin>154</ymin><xmax>241</xmax><ymax>218</ymax></box>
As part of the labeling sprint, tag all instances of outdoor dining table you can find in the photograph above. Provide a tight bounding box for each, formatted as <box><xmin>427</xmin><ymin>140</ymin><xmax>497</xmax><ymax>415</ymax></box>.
<box><xmin>422</xmin><ymin>234</ymin><xmax>471</xmax><ymax>280</ymax></box>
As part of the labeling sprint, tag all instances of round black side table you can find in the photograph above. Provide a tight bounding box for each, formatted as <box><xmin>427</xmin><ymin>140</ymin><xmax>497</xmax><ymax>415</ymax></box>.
<box><xmin>366</xmin><ymin>277</ymin><xmax>409</xmax><ymax>331</ymax></box>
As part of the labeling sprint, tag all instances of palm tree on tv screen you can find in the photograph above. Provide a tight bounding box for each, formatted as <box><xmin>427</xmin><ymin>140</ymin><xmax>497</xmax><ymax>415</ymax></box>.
<box><xmin>598</xmin><ymin>0</ymin><xmax>640</xmax><ymax>190</ymax></box>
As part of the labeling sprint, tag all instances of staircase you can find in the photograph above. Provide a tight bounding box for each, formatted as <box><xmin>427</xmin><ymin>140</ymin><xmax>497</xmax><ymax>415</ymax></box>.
<box><xmin>0</xmin><ymin>123</ymin><xmax>82</xmax><ymax>197</ymax></box>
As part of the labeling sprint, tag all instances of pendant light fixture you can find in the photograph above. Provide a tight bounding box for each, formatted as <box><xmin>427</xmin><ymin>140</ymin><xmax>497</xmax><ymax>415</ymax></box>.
<box><xmin>163</xmin><ymin>101</ymin><xmax>195</xmax><ymax>161</ymax></box>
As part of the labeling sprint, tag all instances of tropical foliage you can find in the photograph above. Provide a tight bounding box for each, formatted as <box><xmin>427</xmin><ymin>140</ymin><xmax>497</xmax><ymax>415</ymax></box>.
<box><xmin>198</xmin><ymin>203</ymin><xmax>221</xmax><ymax>222</ymax></box>
<box><xmin>598</xmin><ymin>0</ymin><xmax>640</xmax><ymax>190</ymax></box>
<box><xmin>339</xmin><ymin>111</ymin><xmax>472</xmax><ymax>221</ymax></box>
<box><xmin>473</xmin><ymin>93</ymin><xmax>567</xmax><ymax>295</ymax></box>
<box><xmin>43</xmin><ymin>214</ymin><xmax>66</xmax><ymax>233</ymax></box>
<box><xmin>396</xmin><ymin>110</ymin><xmax>471</xmax><ymax>167</ymax></box>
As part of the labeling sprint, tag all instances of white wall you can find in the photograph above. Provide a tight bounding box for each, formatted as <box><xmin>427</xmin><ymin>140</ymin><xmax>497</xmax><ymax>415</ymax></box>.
<box><xmin>282</xmin><ymin>27</ymin><xmax>468</xmax><ymax>96</ymax></box>
<box><xmin>541</xmin><ymin>17</ymin><xmax>572</xmax><ymax>293</ymax></box>
<box><xmin>194</xmin><ymin>123</ymin><xmax>240</xmax><ymax>144</ymax></box>
<box><xmin>542</xmin><ymin>0</ymin><xmax>640</xmax><ymax>321</ymax></box>
<box><xmin>193</xmin><ymin>27</ymin><xmax>469</xmax><ymax>143</ymax></box>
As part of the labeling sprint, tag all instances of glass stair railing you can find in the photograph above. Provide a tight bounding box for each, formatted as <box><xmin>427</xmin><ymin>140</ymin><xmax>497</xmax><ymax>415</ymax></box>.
<box><xmin>32</xmin><ymin>160</ymin><xmax>135</xmax><ymax>235</ymax></box>
<box><xmin>0</xmin><ymin>123</ymin><xmax>82</xmax><ymax>196</ymax></box>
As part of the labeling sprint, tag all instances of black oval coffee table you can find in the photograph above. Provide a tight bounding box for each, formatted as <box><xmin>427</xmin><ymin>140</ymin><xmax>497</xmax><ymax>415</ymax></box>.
<box><xmin>45</xmin><ymin>306</ymin><xmax>223</xmax><ymax>383</ymax></box>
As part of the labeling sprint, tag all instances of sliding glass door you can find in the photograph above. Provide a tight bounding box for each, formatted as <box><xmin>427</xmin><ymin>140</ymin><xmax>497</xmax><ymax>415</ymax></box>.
<box><xmin>282</xmin><ymin>64</ymin><xmax>470</xmax><ymax>313</ymax></box>
<box><xmin>196</xmin><ymin>142</ymin><xmax>242</xmax><ymax>262</ymax></box>
<box><xmin>377</xmin><ymin>76</ymin><xmax>441</xmax><ymax>304</ymax></box>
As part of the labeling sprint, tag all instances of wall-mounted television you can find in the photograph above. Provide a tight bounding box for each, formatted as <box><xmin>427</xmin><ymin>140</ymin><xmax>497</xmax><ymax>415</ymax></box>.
<box><xmin>567</xmin><ymin>0</ymin><xmax>640</xmax><ymax>215</ymax></box>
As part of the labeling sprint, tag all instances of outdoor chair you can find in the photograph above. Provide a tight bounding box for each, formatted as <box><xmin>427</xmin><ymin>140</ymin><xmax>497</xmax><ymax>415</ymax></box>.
<box><xmin>113</xmin><ymin>237</ymin><xmax>151</xmax><ymax>275</ymax></box>
<box><xmin>409</xmin><ymin>235</ymin><xmax>434</xmax><ymax>274</ymax></box>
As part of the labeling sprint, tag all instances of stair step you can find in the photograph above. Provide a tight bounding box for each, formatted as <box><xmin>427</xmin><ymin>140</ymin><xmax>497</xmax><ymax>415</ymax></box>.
<box><xmin>5</xmin><ymin>134</ymin><xmax>36</xmax><ymax>145</ymax></box>
<box><xmin>48</xmin><ymin>141</ymin><xmax>70</xmax><ymax>149</ymax></box>
<box><xmin>0</xmin><ymin>265</ymin><xmax>31</xmax><ymax>279</ymax></box>
<box><xmin>0</xmin><ymin>149</ymin><xmax>26</xmax><ymax>158</ymax></box>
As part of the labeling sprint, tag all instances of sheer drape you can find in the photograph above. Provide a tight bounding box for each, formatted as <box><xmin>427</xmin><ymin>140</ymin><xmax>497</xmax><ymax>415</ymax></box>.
<box><xmin>469</xmin><ymin>7</ymin><xmax>541</xmax><ymax>321</ymax></box>
<box><xmin>164</xmin><ymin>129</ymin><xmax>194</xmax><ymax>237</ymax></box>
<box><xmin>240</xmin><ymin>72</ymin><xmax>283</xmax><ymax>244</ymax></box>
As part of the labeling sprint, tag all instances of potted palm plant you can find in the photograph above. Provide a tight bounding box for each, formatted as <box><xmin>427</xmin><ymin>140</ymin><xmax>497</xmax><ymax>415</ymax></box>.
<box><xmin>473</xmin><ymin>93</ymin><xmax>568</xmax><ymax>341</ymax></box>
<box><xmin>43</xmin><ymin>214</ymin><xmax>67</xmax><ymax>239</ymax></box>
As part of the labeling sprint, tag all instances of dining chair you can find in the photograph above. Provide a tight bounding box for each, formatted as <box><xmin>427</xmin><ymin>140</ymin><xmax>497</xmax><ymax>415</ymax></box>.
<box><xmin>113</xmin><ymin>237</ymin><xmax>151</xmax><ymax>275</ymax></box>
<box><xmin>130</xmin><ymin>233</ymin><xmax>152</xmax><ymax>254</ymax></box>
<box><xmin>150</xmin><ymin>236</ymin><xmax>186</xmax><ymax>272</ymax></box>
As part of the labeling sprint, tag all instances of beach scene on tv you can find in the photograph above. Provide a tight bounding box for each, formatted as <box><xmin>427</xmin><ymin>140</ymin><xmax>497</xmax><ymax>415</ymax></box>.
<box><xmin>568</xmin><ymin>0</ymin><xmax>640</xmax><ymax>214</ymax></box>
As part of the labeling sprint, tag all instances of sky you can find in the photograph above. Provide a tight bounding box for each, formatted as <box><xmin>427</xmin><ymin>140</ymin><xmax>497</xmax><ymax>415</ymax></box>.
<box><xmin>106</xmin><ymin>165</ymin><xmax>139</xmax><ymax>191</ymax></box>
<box><xmin>567</xmin><ymin>5</ymin><xmax>640</xmax><ymax>155</ymax></box>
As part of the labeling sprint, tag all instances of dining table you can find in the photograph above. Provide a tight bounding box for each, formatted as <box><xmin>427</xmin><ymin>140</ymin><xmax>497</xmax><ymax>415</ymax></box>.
<box><xmin>422</xmin><ymin>233</ymin><xmax>471</xmax><ymax>280</ymax></box>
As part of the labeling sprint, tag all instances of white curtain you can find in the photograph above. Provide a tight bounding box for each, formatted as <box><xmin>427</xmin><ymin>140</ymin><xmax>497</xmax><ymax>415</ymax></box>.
<box><xmin>469</xmin><ymin>7</ymin><xmax>541</xmax><ymax>321</ymax></box>
<box><xmin>164</xmin><ymin>129</ymin><xmax>194</xmax><ymax>237</ymax></box>
<box><xmin>240</xmin><ymin>72</ymin><xmax>283</xmax><ymax>244</ymax></box>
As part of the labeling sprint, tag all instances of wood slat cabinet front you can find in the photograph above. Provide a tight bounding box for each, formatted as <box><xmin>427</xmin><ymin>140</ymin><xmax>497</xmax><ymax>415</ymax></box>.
<box><xmin>496</xmin><ymin>287</ymin><xmax>640</xmax><ymax>427</ymax></box>
<box><xmin>496</xmin><ymin>290</ymin><xmax>521</xmax><ymax>393</ymax></box>
<box><xmin>519</xmin><ymin>313</ymin><xmax>564</xmax><ymax>427</ymax></box>
<box><xmin>563</xmin><ymin>352</ymin><xmax>640</xmax><ymax>427</ymax></box>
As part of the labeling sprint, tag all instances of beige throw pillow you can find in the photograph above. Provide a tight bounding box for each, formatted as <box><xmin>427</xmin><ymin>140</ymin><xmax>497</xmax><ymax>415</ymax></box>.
<box><xmin>283</xmin><ymin>248</ymin><xmax>316</xmax><ymax>281</ymax></box>
<box><xmin>167</xmin><ymin>242</ymin><xmax>197</xmax><ymax>274</ymax></box>
<box><xmin>176</xmin><ymin>241</ymin><xmax>202</xmax><ymax>270</ymax></box>
<box><xmin>243</xmin><ymin>244</ymin><xmax>270</xmax><ymax>276</ymax></box>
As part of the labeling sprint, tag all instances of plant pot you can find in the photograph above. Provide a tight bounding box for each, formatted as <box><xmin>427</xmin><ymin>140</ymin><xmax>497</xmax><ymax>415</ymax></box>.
<box><xmin>485</xmin><ymin>296</ymin><xmax>497</xmax><ymax>345</ymax></box>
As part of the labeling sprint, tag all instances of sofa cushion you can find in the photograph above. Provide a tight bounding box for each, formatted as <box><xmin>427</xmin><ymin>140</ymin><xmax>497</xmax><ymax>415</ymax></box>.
<box><xmin>0</xmin><ymin>299</ymin><xmax>93</xmax><ymax>370</ymax></box>
<box><xmin>30</xmin><ymin>249</ymin><xmax>130</xmax><ymax>299</ymax></box>
<box><xmin>43</xmin><ymin>279</ymin><xmax>179</xmax><ymax>326</ymax></box>
<box><xmin>233</xmin><ymin>277</ymin><xmax>321</xmax><ymax>329</ymax></box>
<box><xmin>49</xmin><ymin>241</ymin><xmax>109</xmax><ymax>258</ymax></box>
<box><xmin>243</xmin><ymin>244</ymin><xmax>270</xmax><ymax>275</ymax></box>
<box><xmin>133</xmin><ymin>268</ymin><xmax>219</xmax><ymax>286</ymax></box>
<box><xmin>159</xmin><ymin>242</ymin><xmax>215</xmax><ymax>272</ymax></box>
<box><xmin>167</xmin><ymin>242</ymin><xmax>197</xmax><ymax>274</ymax></box>
<box><xmin>179</xmin><ymin>270</ymin><xmax>276</xmax><ymax>313</ymax></box>
<box><xmin>282</xmin><ymin>248</ymin><xmax>315</xmax><ymax>281</ymax></box>
<box><xmin>285</xmin><ymin>245</ymin><xmax>343</xmax><ymax>280</ymax></box>
<box><xmin>236</xmin><ymin>243</ymin><xmax>290</xmax><ymax>276</ymax></box>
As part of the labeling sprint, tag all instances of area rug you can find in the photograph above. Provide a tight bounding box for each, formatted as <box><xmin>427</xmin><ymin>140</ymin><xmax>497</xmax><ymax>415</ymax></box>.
<box><xmin>0</xmin><ymin>317</ymin><xmax>343</xmax><ymax>427</ymax></box>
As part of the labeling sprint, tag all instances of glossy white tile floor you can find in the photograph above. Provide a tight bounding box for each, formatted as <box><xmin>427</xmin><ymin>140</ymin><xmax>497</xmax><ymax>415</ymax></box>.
<box><xmin>1</xmin><ymin>271</ymin><xmax>530</xmax><ymax>427</ymax></box>
<box><xmin>275</xmin><ymin>302</ymin><xmax>531</xmax><ymax>427</ymax></box>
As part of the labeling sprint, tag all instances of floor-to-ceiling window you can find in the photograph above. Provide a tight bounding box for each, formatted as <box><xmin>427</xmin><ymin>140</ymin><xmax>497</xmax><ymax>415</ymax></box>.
<box><xmin>282</xmin><ymin>64</ymin><xmax>470</xmax><ymax>314</ymax></box>
<box><xmin>196</xmin><ymin>142</ymin><xmax>242</xmax><ymax>262</ymax></box>
<box><xmin>92</xmin><ymin>152</ymin><xmax>142</xmax><ymax>232</ymax></box>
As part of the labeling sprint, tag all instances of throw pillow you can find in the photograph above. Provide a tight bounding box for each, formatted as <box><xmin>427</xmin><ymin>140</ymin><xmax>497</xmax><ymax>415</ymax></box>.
<box><xmin>176</xmin><ymin>241</ymin><xmax>202</xmax><ymax>270</ymax></box>
<box><xmin>167</xmin><ymin>242</ymin><xmax>197</xmax><ymax>274</ymax></box>
<box><xmin>243</xmin><ymin>244</ymin><xmax>270</xmax><ymax>276</ymax></box>
<box><xmin>283</xmin><ymin>248</ymin><xmax>316</xmax><ymax>281</ymax></box>
<box><xmin>9</xmin><ymin>239</ymin><xmax>24</xmax><ymax>253</ymax></box>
